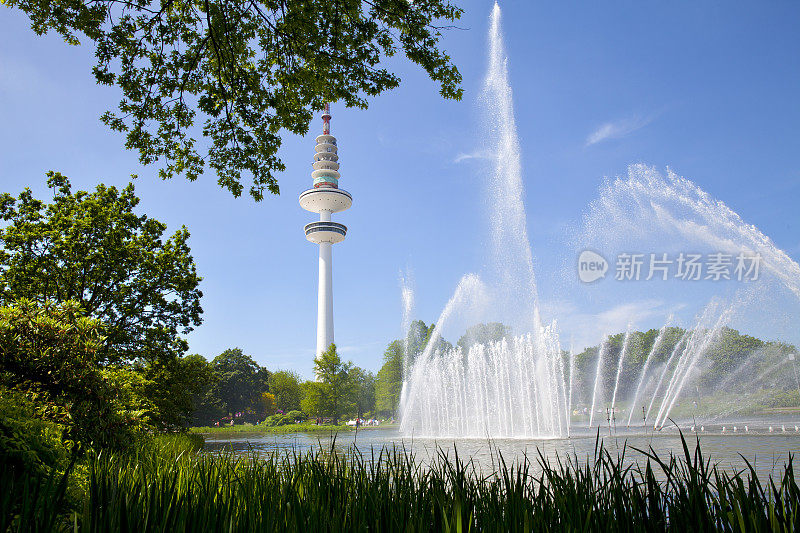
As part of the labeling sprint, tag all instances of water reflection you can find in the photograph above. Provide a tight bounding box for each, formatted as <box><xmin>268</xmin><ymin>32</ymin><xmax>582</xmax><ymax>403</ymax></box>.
<box><xmin>202</xmin><ymin>415</ymin><xmax>800</xmax><ymax>481</ymax></box>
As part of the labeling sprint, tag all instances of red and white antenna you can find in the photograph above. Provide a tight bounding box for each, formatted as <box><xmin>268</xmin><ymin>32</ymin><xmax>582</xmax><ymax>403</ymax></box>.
<box><xmin>322</xmin><ymin>103</ymin><xmax>331</xmax><ymax>135</ymax></box>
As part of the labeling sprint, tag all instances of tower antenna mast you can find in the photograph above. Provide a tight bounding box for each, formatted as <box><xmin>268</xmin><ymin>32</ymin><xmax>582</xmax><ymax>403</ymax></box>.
<box><xmin>299</xmin><ymin>104</ymin><xmax>352</xmax><ymax>361</ymax></box>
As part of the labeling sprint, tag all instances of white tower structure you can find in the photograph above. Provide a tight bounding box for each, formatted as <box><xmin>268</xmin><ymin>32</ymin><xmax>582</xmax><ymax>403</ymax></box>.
<box><xmin>299</xmin><ymin>104</ymin><xmax>352</xmax><ymax>359</ymax></box>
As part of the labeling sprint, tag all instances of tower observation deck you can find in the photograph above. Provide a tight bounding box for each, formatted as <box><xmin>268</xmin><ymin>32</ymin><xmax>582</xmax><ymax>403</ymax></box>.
<box><xmin>299</xmin><ymin>104</ymin><xmax>352</xmax><ymax>360</ymax></box>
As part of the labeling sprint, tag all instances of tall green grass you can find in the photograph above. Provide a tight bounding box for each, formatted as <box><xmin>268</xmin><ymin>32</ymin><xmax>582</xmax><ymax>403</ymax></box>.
<box><xmin>4</xmin><ymin>433</ymin><xmax>800</xmax><ymax>531</ymax></box>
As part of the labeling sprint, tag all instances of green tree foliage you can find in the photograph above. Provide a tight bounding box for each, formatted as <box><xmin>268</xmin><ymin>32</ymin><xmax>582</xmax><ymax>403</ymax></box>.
<box><xmin>184</xmin><ymin>353</ymin><xmax>226</xmax><ymax>426</ymax></box>
<box><xmin>405</xmin><ymin>319</ymin><xmax>451</xmax><ymax>366</ymax></box>
<box><xmin>375</xmin><ymin>340</ymin><xmax>403</xmax><ymax>417</ymax></box>
<box><xmin>4</xmin><ymin>0</ymin><xmax>463</xmax><ymax>200</ymax></box>
<box><xmin>569</xmin><ymin>325</ymin><xmax>798</xmax><ymax>408</ymax></box>
<box><xmin>704</xmin><ymin>327</ymin><xmax>766</xmax><ymax>376</ymax></box>
<box><xmin>0</xmin><ymin>299</ymin><xmax>152</xmax><ymax>449</ymax></box>
<box><xmin>0</xmin><ymin>173</ymin><xmax>203</xmax><ymax>365</ymax></box>
<box><xmin>300</xmin><ymin>381</ymin><xmax>320</xmax><ymax>418</ymax></box>
<box><xmin>599</xmin><ymin>331</ymin><xmax>629</xmax><ymax>396</ymax></box>
<box><xmin>351</xmin><ymin>367</ymin><xmax>376</xmax><ymax>417</ymax></box>
<box><xmin>374</xmin><ymin>319</ymin><xmax>451</xmax><ymax>417</ymax></box>
<box><xmin>0</xmin><ymin>388</ymin><xmax>71</xmax><ymax>485</ymax></box>
<box><xmin>211</xmin><ymin>348</ymin><xmax>270</xmax><ymax>417</ymax></box>
<box><xmin>268</xmin><ymin>370</ymin><xmax>303</xmax><ymax>413</ymax></box>
<box><xmin>301</xmin><ymin>344</ymin><xmax>355</xmax><ymax>422</ymax></box>
<box><xmin>456</xmin><ymin>322</ymin><xmax>511</xmax><ymax>352</ymax></box>
<box><xmin>260</xmin><ymin>392</ymin><xmax>277</xmax><ymax>416</ymax></box>
<box><xmin>425</xmin><ymin>326</ymin><xmax>453</xmax><ymax>355</ymax></box>
<box><xmin>572</xmin><ymin>329</ymin><xmax>685</xmax><ymax>407</ymax></box>
<box><xmin>141</xmin><ymin>353</ymin><xmax>217</xmax><ymax>429</ymax></box>
<box><xmin>263</xmin><ymin>409</ymin><xmax>306</xmax><ymax>427</ymax></box>
<box><xmin>405</xmin><ymin>320</ymin><xmax>430</xmax><ymax>361</ymax></box>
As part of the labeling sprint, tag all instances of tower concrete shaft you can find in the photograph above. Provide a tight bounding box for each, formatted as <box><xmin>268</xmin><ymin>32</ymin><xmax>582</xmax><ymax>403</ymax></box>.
<box><xmin>317</xmin><ymin>240</ymin><xmax>333</xmax><ymax>356</ymax></box>
<box><xmin>299</xmin><ymin>104</ymin><xmax>352</xmax><ymax>360</ymax></box>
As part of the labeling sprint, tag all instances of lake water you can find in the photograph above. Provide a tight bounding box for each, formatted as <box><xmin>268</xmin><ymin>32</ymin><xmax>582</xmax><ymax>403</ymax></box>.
<box><xmin>203</xmin><ymin>415</ymin><xmax>800</xmax><ymax>481</ymax></box>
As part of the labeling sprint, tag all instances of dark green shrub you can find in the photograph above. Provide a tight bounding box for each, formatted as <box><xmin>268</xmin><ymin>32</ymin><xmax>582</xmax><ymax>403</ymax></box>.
<box><xmin>284</xmin><ymin>410</ymin><xmax>305</xmax><ymax>422</ymax></box>
<box><xmin>263</xmin><ymin>410</ymin><xmax>306</xmax><ymax>427</ymax></box>
<box><xmin>0</xmin><ymin>300</ymin><xmax>154</xmax><ymax>451</ymax></box>
<box><xmin>262</xmin><ymin>414</ymin><xmax>281</xmax><ymax>426</ymax></box>
<box><xmin>0</xmin><ymin>388</ymin><xmax>71</xmax><ymax>482</ymax></box>
<box><xmin>0</xmin><ymin>388</ymin><xmax>79</xmax><ymax>531</ymax></box>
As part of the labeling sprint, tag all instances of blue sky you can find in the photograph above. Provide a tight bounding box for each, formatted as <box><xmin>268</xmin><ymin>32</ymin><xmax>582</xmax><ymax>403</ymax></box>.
<box><xmin>1</xmin><ymin>1</ymin><xmax>798</xmax><ymax>378</ymax></box>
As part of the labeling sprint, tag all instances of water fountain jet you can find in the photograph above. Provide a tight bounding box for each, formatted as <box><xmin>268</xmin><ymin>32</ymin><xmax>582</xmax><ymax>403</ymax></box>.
<box><xmin>399</xmin><ymin>3</ymin><xmax>569</xmax><ymax>438</ymax></box>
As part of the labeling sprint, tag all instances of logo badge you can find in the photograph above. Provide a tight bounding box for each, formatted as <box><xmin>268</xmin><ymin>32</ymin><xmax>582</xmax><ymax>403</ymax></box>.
<box><xmin>578</xmin><ymin>250</ymin><xmax>608</xmax><ymax>283</ymax></box>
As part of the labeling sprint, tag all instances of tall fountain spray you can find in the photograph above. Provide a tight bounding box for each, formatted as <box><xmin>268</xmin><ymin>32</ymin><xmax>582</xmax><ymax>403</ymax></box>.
<box><xmin>626</xmin><ymin>321</ymin><xmax>669</xmax><ymax>426</ymax></box>
<box><xmin>646</xmin><ymin>335</ymin><xmax>687</xmax><ymax>422</ymax></box>
<box><xmin>400</xmin><ymin>270</ymin><xmax>415</xmax><ymax>381</ymax></box>
<box><xmin>583</xmin><ymin>165</ymin><xmax>800</xmax><ymax>300</ymax></box>
<box><xmin>579</xmin><ymin>165</ymin><xmax>800</xmax><ymax>427</ymax></box>
<box><xmin>610</xmin><ymin>326</ymin><xmax>633</xmax><ymax>414</ymax></box>
<box><xmin>399</xmin><ymin>4</ymin><xmax>570</xmax><ymax>438</ymax></box>
<box><xmin>653</xmin><ymin>300</ymin><xmax>734</xmax><ymax>428</ymax></box>
<box><xmin>588</xmin><ymin>339</ymin><xmax>607</xmax><ymax>427</ymax></box>
<box><xmin>299</xmin><ymin>104</ymin><xmax>353</xmax><ymax>360</ymax></box>
<box><xmin>397</xmin><ymin>270</ymin><xmax>415</xmax><ymax>417</ymax></box>
<box><xmin>482</xmin><ymin>2</ymin><xmax>540</xmax><ymax>330</ymax></box>
<box><xmin>401</xmin><ymin>6</ymin><xmax>799</xmax><ymax>439</ymax></box>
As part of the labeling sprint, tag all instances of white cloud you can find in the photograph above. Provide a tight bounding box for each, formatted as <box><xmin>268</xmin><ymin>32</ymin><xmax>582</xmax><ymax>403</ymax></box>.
<box><xmin>453</xmin><ymin>149</ymin><xmax>493</xmax><ymax>163</ymax></box>
<box><xmin>585</xmin><ymin>114</ymin><xmax>654</xmax><ymax>146</ymax></box>
<box><xmin>337</xmin><ymin>340</ymin><xmax>384</xmax><ymax>355</ymax></box>
<box><xmin>541</xmin><ymin>299</ymin><xmax>669</xmax><ymax>350</ymax></box>
<box><xmin>594</xmin><ymin>300</ymin><xmax>663</xmax><ymax>334</ymax></box>
<box><xmin>539</xmin><ymin>300</ymin><xmax>579</xmax><ymax>321</ymax></box>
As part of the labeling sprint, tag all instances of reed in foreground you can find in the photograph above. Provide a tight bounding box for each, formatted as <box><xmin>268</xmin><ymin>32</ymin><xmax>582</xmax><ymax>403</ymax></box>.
<box><xmin>4</xmin><ymin>434</ymin><xmax>800</xmax><ymax>532</ymax></box>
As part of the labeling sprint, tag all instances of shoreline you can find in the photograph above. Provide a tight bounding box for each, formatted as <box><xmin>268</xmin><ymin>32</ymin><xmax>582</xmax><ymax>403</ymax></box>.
<box><xmin>191</xmin><ymin>423</ymin><xmax>399</xmax><ymax>436</ymax></box>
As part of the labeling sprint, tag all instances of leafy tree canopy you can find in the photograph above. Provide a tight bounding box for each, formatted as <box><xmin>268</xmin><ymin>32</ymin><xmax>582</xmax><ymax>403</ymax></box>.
<box><xmin>189</xmin><ymin>355</ymin><xmax>227</xmax><ymax>426</ymax></box>
<box><xmin>302</xmin><ymin>344</ymin><xmax>355</xmax><ymax>422</ymax></box>
<box><xmin>350</xmin><ymin>366</ymin><xmax>376</xmax><ymax>416</ymax></box>
<box><xmin>5</xmin><ymin>0</ymin><xmax>464</xmax><ymax>200</ymax></box>
<box><xmin>211</xmin><ymin>348</ymin><xmax>270</xmax><ymax>416</ymax></box>
<box><xmin>0</xmin><ymin>388</ymin><xmax>72</xmax><ymax>485</ymax></box>
<box><xmin>140</xmin><ymin>353</ymin><xmax>217</xmax><ymax>429</ymax></box>
<box><xmin>456</xmin><ymin>322</ymin><xmax>511</xmax><ymax>352</ymax></box>
<box><xmin>268</xmin><ymin>370</ymin><xmax>303</xmax><ymax>413</ymax></box>
<box><xmin>0</xmin><ymin>173</ymin><xmax>203</xmax><ymax>365</ymax></box>
<box><xmin>406</xmin><ymin>319</ymin><xmax>451</xmax><ymax>365</ymax></box>
<box><xmin>0</xmin><ymin>299</ymin><xmax>153</xmax><ymax>450</ymax></box>
<box><xmin>569</xmin><ymin>326</ymin><xmax>799</xmax><ymax>407</ymax></box>
<box><xmin>374</xmin><ymin>319</ymin><xmax>450</xmax><ymax>416</ymax></box>
<box><xmin>375</xmin><ymin>339</ymin><xmax>402</xmax><ymax>416</ymax></box>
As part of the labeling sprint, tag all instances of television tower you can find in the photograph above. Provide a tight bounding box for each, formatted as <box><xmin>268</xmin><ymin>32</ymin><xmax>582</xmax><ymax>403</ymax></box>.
<box><xmin>299</xmin><ymin>104</ymin><xmax>352</xmax><ymax>359</ymax></box>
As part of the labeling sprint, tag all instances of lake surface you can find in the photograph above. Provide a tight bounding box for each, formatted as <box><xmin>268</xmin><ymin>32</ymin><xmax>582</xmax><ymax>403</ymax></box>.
<box><xmin>203</xmin><ymin>415</ymin><xmax>800</xmax><ymax>481</ymax></box>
